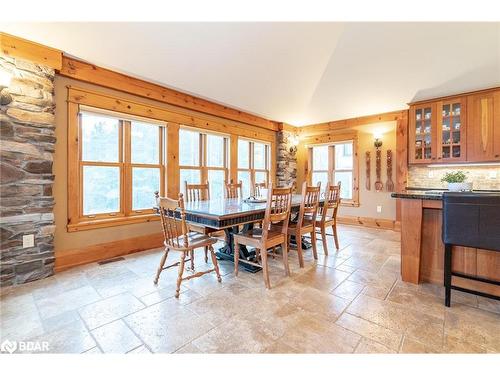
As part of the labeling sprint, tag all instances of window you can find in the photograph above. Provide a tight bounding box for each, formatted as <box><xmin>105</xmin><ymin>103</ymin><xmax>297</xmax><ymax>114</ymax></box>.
<box><xmin>179</xmin><ymin>128</ymin><xmax>229</xmax><ymax>199</ymax></box>
<box><xmin>309</xmin><ymin>140</ymin><xmax>358</xmax><ymax>205</ymax></box>
<box><xmin>238</xmin><ymin>139</ymin><xmax>271</xmax><ymax>197</ymax></box>
<box><xmin>70</xmin><ymin>109</ymin><xmax>166</xmax><ymax>230</ymax></box>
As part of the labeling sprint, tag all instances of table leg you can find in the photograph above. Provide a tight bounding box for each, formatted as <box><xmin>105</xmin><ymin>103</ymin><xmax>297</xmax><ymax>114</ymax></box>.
<box><xmin>215</xmin><ymin>223</ymin><xmax>261</xmax><ymax>273</ymax></box>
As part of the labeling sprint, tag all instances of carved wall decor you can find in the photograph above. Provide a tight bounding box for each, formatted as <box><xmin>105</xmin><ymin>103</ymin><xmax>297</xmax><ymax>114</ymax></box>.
<box><xmin>386</xmin><ymin>149</ymin><xmax>394</xmax><ymax>192</ymax></box>
<box><xmin>365</xmin><ymin>151</ymin><xmax>371</xmax><ymax>190</ymax></box>
<box><xmin>375</xmin><ymin>148</ymin><xmax>383</xmax><ymax>192</ymax></box>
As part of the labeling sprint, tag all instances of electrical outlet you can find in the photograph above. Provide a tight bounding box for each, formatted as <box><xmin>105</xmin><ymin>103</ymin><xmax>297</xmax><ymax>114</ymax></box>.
<box><xmin>376</xmin><ymin>205</ymin><xmax>382</xmax><ymax>213</ymax></box>
<box><xmin>23</xmin><ymin>234</ymin><xmax>35</xmax><ymax>248</ymax></box>
<box><xmin>428</xmin><ymin>170</ymin><xmax>434</xmax><ymax>178</ymax></box>
<box><xmin>489</xmin><ymin>170</ymin><xmax>498</xmax><ymax>179</ymax></box>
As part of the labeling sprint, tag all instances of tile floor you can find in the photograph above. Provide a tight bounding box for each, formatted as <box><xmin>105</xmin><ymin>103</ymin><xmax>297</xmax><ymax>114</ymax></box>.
<box><xmin>1</xmin><ymin>225</ymin><xmax>499</xmax><ymax>354</ymax></box>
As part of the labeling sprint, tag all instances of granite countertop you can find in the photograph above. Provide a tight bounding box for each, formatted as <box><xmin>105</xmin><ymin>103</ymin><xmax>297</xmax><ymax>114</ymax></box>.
<box><xmin>392</xmin><ymin>189</ymin><xmax>500</xmax><ymax>200</ymax></box>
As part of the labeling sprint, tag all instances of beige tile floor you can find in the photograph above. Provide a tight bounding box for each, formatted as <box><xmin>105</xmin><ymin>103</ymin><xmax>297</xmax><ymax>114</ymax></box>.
<box><xmin>1</xmin><ymin>225</ymin><xmax>499</xmax><ymax>354</ymax></box>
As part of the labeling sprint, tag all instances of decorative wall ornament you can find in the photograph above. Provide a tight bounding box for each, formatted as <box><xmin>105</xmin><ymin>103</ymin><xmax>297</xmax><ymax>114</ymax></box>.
<box><xmin>365</xmin><ymin>151</ymin><xmax>371</xmax><ymax>190</ymax></box>
<box><xmin>386</xmin><ymin>149</ymin><xmax>394</xmax><ymax>192</ymax></box>
<box><xmin>375</xmin><ymin>148</ymin><xmax>383</xmax><ymax>192</ymax></box>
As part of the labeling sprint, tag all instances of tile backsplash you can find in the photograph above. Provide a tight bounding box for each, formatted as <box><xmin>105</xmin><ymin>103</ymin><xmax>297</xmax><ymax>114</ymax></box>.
<box><xmin>408</xmin><ymin>165</ymin><xmax>500</xmax><ymax>190</ymax></box>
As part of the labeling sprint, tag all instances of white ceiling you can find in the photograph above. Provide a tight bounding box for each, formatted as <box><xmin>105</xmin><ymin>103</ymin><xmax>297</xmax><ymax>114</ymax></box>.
<box><xmin>1</xmin><ymin>22</ymin><xmax>499</xmax><ymax>126</ymax></box>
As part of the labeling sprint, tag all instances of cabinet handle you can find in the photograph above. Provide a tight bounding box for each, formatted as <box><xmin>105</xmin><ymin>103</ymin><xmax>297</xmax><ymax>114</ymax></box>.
<box><xmin>495</xmin><ymin>154</ymin><xmax>500</xmax><ymax>158</ymax></box>
<box><xmin>432</xmin><ymin>157</ymin><xmax>436</xmax><ymax>160</ymax></box>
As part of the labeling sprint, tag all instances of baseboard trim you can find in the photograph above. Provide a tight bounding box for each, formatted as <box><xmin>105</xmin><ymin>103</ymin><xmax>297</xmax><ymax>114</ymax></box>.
<box><xmin>338</xmin><ymin>215</ymin><xmax>399</xmax><ymax>231</ymax></box>
<box><xmin>55</xmin><ymin>232</ymin><xmax>164</xmax><ymax>272</ymax></box>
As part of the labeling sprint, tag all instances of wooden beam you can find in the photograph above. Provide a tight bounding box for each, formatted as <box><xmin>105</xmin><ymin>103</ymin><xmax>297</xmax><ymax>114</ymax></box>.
<box><xmin>60</xmin><ymin>56</ymin><xmax>279</xmax><ymax>131</ymax></box>
<box><xmin>395</xmin><ymin>110</ymin><xmax>409</xmax><ymax>221</ymax></box>
<box><xmin>298</xmin><ymin>110</ymin><xmax>407</xmax><ymax>136</ymax></box>
<box><xmin>0</xmin><ymin>32</ymin><xmax>62</xmax><ymax>70</ymax></box>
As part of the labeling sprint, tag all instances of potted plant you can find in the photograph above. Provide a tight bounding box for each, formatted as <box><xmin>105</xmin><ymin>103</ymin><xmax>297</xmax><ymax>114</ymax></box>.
<box><xmin>441</xmin><ymin>171</ymin><xmax>472</xmax><ymax>192</ymax></box>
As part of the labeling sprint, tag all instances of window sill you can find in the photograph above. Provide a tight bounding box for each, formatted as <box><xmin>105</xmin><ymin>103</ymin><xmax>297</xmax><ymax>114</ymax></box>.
<box><xmin>67</xmin><ymin>214</ymin><xmax>159</xmax><ymax>232</ymax></box>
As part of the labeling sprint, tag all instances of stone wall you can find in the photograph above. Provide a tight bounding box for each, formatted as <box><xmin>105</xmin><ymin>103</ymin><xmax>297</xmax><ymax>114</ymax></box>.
<box><xmin>0</xmin><ymin>55</ymin><xmax>56</xmax><ymax>286</ymax></box>
<box><xmin>276</xmin><ymin>131</ymin><xmax>297</xmax><ymax>190</ymax></box>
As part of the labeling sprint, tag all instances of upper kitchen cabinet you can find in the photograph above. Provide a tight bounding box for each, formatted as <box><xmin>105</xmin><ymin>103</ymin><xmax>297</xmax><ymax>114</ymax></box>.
<box><xmin>409</xmin><ymin>103</ymin><xmax>437</xmax><ymax>164</ymax></box>
<box><xmin>437</xmin><ymin>98</ymin><xmax>467</xmax><ymax>162</ymax></box>
<box><xmin>409</xmin><ymin>87</ymin><xmax>500</xmax><ymax>165</ymax></box>
<box><xmin>466</xmin><ymin>90</ymin><xmax>500</xmax><ymax>162</ymax></box>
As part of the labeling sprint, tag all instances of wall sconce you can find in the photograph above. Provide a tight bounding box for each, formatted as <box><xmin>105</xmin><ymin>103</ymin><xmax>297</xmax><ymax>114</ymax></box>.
<box><xmin>373</xmin><ymin>132</ymin><xmax>383</xmax><ymax>149</ymax></box>
<box><xmin>0</xmin><ymin>69</ymin><xmax>13</xmax><ymax>105</ymax></box>
<box><xmin>289</xmin><ymin>134</ymin><xmax>299</xmax><ymax>154</ymax></box>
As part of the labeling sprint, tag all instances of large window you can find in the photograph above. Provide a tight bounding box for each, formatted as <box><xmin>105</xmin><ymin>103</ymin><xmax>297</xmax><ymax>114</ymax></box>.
<box><xmin>179</xmin><ymin>128</ymin><xmax>228</xmax><ymax>199</ymax></box>
<box><xmin>238</xmin><ymin>139</ymin><xmax>270</xmax><ymax>197</ymax></box>
<box><xmin>77</xmin><ymin>110</ymin><xmax>166</xmax><ymax>226</ymax></box>
<box><xmin>309</xmin><ymin>140</ymin><xmax>358</xmax><ymax>204</ymax></box>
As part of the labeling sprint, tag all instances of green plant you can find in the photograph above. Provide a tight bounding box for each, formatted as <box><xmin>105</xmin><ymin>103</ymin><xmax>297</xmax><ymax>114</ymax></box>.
<box><xmin>441</xmin><ymin>171</ymin><xmax>468</xmax><ymax>183</ymax></box>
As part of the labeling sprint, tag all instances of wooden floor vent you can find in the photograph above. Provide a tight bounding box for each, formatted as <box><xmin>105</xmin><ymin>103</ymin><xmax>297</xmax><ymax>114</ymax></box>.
<box><xmin>97</xmin><ymin>257</ymin><xmax>126</xmax><ymax>265</ymax></box>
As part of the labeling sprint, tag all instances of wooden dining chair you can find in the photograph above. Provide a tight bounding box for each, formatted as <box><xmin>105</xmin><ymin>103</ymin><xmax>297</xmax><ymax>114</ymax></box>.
<box><xmin>253</xmin><ymin>181</ymin><xmax>267</xmax><ymax>197</ymax></box>
<box><xmin>180</xmin><ymin>182</ymin><xmax>221</xmax><ymax>263</ymax></box>
<box><xmin>154</xmin><ymin>193</ymin><xmax>221</xmax><ymax>298</ymax></box>
<box><xmin>184</xmin><ymin>181</ymin><xmax>210</xmax><ymax>202</ymax></box>
<box><xmin>275</xmin><ymin>182</ymin><xmax>321</xmax><ymax>268</ymax></box>
<box><xmin>315</xmin><ymin>182</ymin><xmax>342</xmax><ymax>254</ymax></box>
<box><xmin>233</xmin><ymin>184</ymin><xmax>293</xmax><ymax>289</ymax></box>
<box><xmin>224</xmin><ymin>180</ymin><xmax>243</xmax><ymax>198</ymax></box>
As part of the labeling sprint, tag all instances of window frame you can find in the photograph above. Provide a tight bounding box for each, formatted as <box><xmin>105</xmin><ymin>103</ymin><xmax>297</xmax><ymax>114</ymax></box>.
<box><xmin>237</xmin><ymin>137</ymin><xmax>271</xmax><ymax>196</ymax></box>
<box><xmin>307</xmin><ymin>137</ymin><xmax>359</xmax><ymax>207</ymax></box>
<box><xmin>68</xmin><ymin>107</ymin><xmax>167</xmax><ymax>232</ymax></box>
<box><xmin>178</xmin><ymin>126</ymin><xmax>229</xmax><ymax>199</ymax></box>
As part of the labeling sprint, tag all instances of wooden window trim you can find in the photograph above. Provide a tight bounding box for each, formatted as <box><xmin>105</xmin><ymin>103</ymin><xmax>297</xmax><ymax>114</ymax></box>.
<box><xmin>68</xmin><ymin>104</ymin><xmax>167</xmax><ymax>232</ymax></box>
<box><xmin>178</xmin><ymin>126</ymin><xmax>229</xmax><ymax>196</ymax></box>
<box><xmin>307</xmin><ymin>137</ymin><xmax>360</xmax><ymax>207</ymax></box>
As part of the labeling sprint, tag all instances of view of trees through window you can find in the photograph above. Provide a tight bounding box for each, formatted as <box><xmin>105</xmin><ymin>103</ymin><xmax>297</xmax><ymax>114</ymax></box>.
<box><xmin>237</xmin><ymin>139</ymin><xmax>270</xmax><ymax>197</ymax></box>
<box><xmin>310</xmin><ymin>141</ymin><xmax>354</xmax><ymax>200</ymax></box>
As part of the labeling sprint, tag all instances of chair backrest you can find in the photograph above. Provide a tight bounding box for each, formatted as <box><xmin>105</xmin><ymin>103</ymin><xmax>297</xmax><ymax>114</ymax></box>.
<box><xmin>225</xmin><ymin>180</ymin><xmax>243</xmax><ymax>198</ymax></box>
<box><xmin>253</xmin><ymin>181</ymin><xmax>267</xmax><ymax>197</ymax></box>
<box><xmin>297</xmin><ymin>181</ymin><xmax>321</xmax><ymax>227</ymax></box>
<box><xmin>320</xmin><ymin>182</ymin><xmax>342</xmax><ymax>223</ymax></box>
<box><xmin>156</xmin><ymin>192</ymin><xmax>189</xmax><ymax>249</ymax></box>
<box><xmin>261</xmin><ymin>183</ymin><xmax>292</xmax><ymax>244</ymax></box>
<box><xmin>185</xmin><ymin>181</ymin><xmax>210</xmax><ymax>202</ymax></box>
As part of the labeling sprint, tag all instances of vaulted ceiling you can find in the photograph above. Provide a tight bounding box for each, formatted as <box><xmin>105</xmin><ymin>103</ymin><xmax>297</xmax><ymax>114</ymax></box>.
<box><xmin>1</xmin><ymin>22</ymin><xmax>499</xmax><ymax>126</ymax></box>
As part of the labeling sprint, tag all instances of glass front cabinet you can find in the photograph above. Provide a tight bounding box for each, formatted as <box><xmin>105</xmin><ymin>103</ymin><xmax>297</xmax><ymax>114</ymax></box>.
<box><xmin>409</xmin><ymin>103</ymin><xmax>437</xmax><ymax>163</ymax></box>
<box><xmin>437</xmin><ymin>98</ymin><xmax>466</xmax><ymax>162</ymax></box>
<box><xmin>409</xmin><ymin>99</ymin><xmax>467</xmax><ymax>164</ymax></box>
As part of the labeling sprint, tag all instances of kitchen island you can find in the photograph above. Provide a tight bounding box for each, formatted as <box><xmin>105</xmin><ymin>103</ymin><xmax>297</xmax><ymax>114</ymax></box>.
<box><xmin>392</xmin><ymin>191</ymin><xmax>500</xmax><ymax>298</ymax></box>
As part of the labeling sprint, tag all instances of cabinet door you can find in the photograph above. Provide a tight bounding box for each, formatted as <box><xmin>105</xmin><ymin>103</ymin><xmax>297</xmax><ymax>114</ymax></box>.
<box><xmin>409</xmin><ymin>103</ymin><xmax>437</xmax><ymax>164</ymax></box>
<box><xmin>437</xmin><ymin>98</ymin><xmax>466</xmax><ymax>162</ymax></box>
<box><xmin>467</xmin><ymin>92</ymin><xmax>498</xmax><ymax>162</ymax></box>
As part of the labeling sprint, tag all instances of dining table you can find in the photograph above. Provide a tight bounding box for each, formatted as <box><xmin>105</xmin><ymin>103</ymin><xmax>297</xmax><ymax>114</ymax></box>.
<box><xmin>178</xmin><ymin>194</ymin><xmax>316</xmax><ymax>272</ymax></box>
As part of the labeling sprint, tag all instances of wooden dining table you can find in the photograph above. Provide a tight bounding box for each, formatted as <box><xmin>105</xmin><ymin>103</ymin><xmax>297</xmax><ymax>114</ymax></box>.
<box><xmin>180</xmin><ymin>194</ymin><xmax>313</xmax><ymax>272</ymax></box>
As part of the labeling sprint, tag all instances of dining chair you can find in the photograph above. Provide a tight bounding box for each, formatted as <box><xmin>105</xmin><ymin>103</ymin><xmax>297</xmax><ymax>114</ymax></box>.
<box><xmin>184</xmin><ymin>181</ymin><xmax>210</xmax><ymax>202</ymax></box>
<box><xmin>233</xmin><ymin>184</ymin><xmax>293</xmax><ymax>289</ymax></box>
<box><xmin>315</xmin><ymin>182</ymin><xmax>342</xmax><ymax>254</ymax></box>
<box><xmin>286</xmin><ymin>182</ymin><xmax>321</xmax><ymax>267</ymax></box>
<box><xmin>253</xmin><ymin>181</ymin><xmax>267</xmax><ymax>197</ymax></box>
<box><xmin>225</xmin><ymin>180</ymin><xmax>243</xmax><ymax>198</ymax></box>
<box><xmin>180</xmin><ymin>183</ymin><xmax>222</xmax><ymax>263</ymax></box>
<box><xmin>154</xmin><ymin>193</ymin><xmax>222</xmax><ymax>298</ymax></box>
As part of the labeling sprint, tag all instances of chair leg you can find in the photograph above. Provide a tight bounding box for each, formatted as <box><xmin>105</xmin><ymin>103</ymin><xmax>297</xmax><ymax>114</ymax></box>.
<box><xmin>234</xmin><ymin>239</ymin><xmax>240</xmax><ymax>276</ymax></box>
<box><xmin>209</xmin><ymin>245</ymin><xmax>222</xmax><ymax>282</ymax></box>
<box><xmin>204</xmin><ymin>246</ymin><xmax>209</xmax><ymax>263</ymax></box>
<box><xmin>444</xmin><ymin>243</ymin><xmax>452</xmax><ymax>307</ymax></box>
<box><xmin>282</xmin><ymin>241</ymin><xmax>290</xmax><ymax>276</ymax></box>
<box><xmin>176</xmin><ymin>252</ymin><xmax>186</xmax><ymax>298</ymax></box>
<box><xmin>190</xmin><ymin>250</ymin><xmax>195</xmax><ymax>271</ymax></box>
<box><xmin>310</xmin><ymin>229</ymin><xmax>318</xmax><ymax>260</ymax></box>
<box><xmin>154</xmin><ymin>248</ymin><xmax>169</xmax><ymax>285</ymax></box>
<box><xmin>261</xmin><ymin>248</ymin><xmax>271</xmax><ymax>289</ymax></box>
<box><xmin>332</xmin><ymin>223</ymin><xmax>340</xmax><ymax>250</ymax></box>
<box><xmin>296</xmin><ymin>233</ymin><xmax>304</xmax><ymax>268</ymax></box>
<box><xmin>320</xmin><ymin>226</ymin><xmax>328</xmax><ymax>256</ymax></box>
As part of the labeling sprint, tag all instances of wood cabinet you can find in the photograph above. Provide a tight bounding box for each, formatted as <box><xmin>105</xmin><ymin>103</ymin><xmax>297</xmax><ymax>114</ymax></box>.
<box><xmin>409</xmin><ymin>103</ymin><xmax>437</xmax><ymax>163</ymax></box>
<box><xmin>409</xmin><ymin>87</ymin><xmax>500</xmax><ymax>164</ymax></box>
<box><xmin>466</xmin><ymin>90</ymin><xmax>500</xmax><ymax>162</ymax></box>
